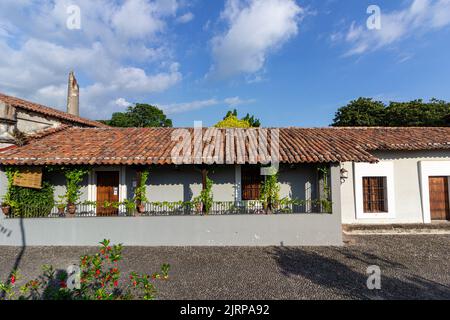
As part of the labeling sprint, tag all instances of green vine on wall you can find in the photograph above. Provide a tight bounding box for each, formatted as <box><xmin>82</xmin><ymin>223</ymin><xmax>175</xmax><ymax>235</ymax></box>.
<box><xmin>259</xmin><ymin>171</ymin><xmax>280</xmax><ymax>213</ymax></box>
<box><xmin>2</xmin><ymin>166</ymin><xmax>55</xmax><ymax>217</ymax></box>
<box><xmin>2</xmin><ymin>167</ymin><xmax>19</xmax><ymax>208</ymax></box>
<box><xmin>134</xmin><ymin>169</ymin><xmax>149</xmax><ymax>203</ymax></box>
<box><xmin>63</xmin><ymin>167</ymin><xmax>89</xmax><ymax>205</ymax></box>
<box><xmin>200</xmin><ymin>176</ymin><xmax>213</xmax><ymax>214</ymax></box>
<box><xmin>317</xmin><ymin>165</ymin><xmax>332</xmax><ymax>213</ymax></box>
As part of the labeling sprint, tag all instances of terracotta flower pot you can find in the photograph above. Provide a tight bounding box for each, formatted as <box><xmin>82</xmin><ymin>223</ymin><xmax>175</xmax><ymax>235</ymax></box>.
<box><xmin>57</xmin><ymin>206</ymin><xmax>66</xmax><ymax>217</ymax></box>
<box><xmin>136</xmin><ymin>204</ymin><xmax>145</xmax><ymax>214</ymax></box>
<box><xmin>1</xmin><ymin>205</ymin><xmax>11</xmax><ymax>216</ymax></box>
<box><xmin>67</xmin><ymin>203</ymin><xmax>76</xmax><ymax>216</ymax></box>
<box><xmin>195</xmin><ymin>202</ymin><xmax>203</xmax><ymax>214</ymax></box>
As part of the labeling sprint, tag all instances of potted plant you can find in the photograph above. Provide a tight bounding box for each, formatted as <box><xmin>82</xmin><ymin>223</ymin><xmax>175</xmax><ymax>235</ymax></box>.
<box><xmin>2</xmin><ymin>200</ymin><xmax>11</xmax><ymax>216</ymax></box>
<box><xmin>56</xmin><ymin>196</ymin><xmax>66</xmax><ymax>217</ymax></box>
<box><xmin>64</xmin><ymin>168</ymin><xmax>89</xmax><ymax>217</ymax></box>
<box><xmin>67</xmin><ymin>203</ymin><xmax>76</xmax><ymax>216</ymax></box>
<box><xmin>1</xmin><ymin>196</ymin><xmax>12</xmax><ymax>216</ymax></box>
<box><xmin>134</xmin><ymin>170</ymin><xmax>149</xmax><ymax>216</ymax></box>
<box><xmin>122</xmin><ymin>199</ymin><xmax>136</xmax><ymax>216</ymax></box>
<box><xmin>192</xmin><ymin>196</ymin><xmax>203</xmax><ymax>214</ymax></box>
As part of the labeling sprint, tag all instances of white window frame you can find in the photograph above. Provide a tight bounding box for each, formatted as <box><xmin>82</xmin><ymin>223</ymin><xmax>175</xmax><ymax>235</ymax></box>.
<box><xmin>418</xmin><ymin>161</ymin><xmax>450</xmax><ymax>223</ymax></box>
<box><xmin>354</xmin><ymin>162</ymin><xmax>396</xmax><ymax>219</ymax></box>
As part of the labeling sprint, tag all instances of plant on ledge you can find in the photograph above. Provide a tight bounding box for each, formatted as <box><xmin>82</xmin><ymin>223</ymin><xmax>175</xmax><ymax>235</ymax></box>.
<box><xmin>260</xmin><ymin>172</ymin><xmax>280</xmax><ymax>214</ymax></box>
<box><xmin>0</xmin><ymin>239</ymin><xmax>170</xmax><ymax>300</ymax></box>
<box><xmin>64</xmin><ymin>167</ymin><xmax>89</xmax><ymax>216</ymax></box>
<box><xmin>134</xmin><ymin>169</ymin><xmax>149</xmax><ymax>214</ymax></box>
<box><xmin>1</xmin><ymin>167</ymin><xmax>19</xmax><ymax>215</ymax></box>
<box><xmin>194</xmin><ymin>176</ymin><xmax>213</xmax><ymax>214</ymax></box>
<box><xmin>317</xmin><ymin>165</ymin><xmax>332</xmax><ymax>213</ymax></box>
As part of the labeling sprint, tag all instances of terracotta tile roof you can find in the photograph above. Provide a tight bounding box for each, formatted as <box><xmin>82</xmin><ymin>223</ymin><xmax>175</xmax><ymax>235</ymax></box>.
<box><xmin>0</xmin><ymin>127</ymin><xmax>449</xmax><ymax>166</ymax></box>
<box><xmin>0</xmin><ymin>93</ymin><xmax>108</xmax><ymax>128</ymax></box>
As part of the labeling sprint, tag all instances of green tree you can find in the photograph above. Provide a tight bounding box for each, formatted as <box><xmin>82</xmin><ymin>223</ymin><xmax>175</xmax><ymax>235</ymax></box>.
<box><xmin>242</xmin><ymin>113</ymin><xmax>261</xmax><ymax>127</ymax></box>
<box><xmin>332</xmin><ymin>98</ymin><xmax>386</xmax><ymax>126</ymax></box>
<box><xmin>216</xmin><ymin>109</ymin><xmax>261</xmax><ymax>128</ymax></box>
<box><xmin>332</xmin><ymin>97</ymin><xmax>450</xmax><ymax>127</ymax></box>
<box><xmin>215</xmin><ymin>115</ymin><xmax>251</xmax><ymax>128</ymax></box>
<box><xmin>384</xmin><ymin>99</ymin><xmax>450</xmax><ymax>126</ymax></box>
<box><xmin>103</xmin><ymin>104</ymin><xmax>172</xmax><ymax>128</ymax></box>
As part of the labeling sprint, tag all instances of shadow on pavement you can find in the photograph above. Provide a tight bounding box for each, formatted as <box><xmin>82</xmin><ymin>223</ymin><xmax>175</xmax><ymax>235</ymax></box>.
<box><xmin>270</xmin><ymin>246</ymin><xmax>450</xmax><ymax>300</ymax></box>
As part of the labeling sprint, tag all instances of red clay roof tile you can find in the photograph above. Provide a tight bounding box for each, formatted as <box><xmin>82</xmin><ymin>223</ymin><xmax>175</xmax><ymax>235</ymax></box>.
<box><xmin>0</xmin><ymin>93</ymin><xmax>108</xmax><ymax>128</ymax></box>
<box><xmin>0</xmin><ymin>127</ymin><xmax>449</xmax><ymax>165</ymax></box>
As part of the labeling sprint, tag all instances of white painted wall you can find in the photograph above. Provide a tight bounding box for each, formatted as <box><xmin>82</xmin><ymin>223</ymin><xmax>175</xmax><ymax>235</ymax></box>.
<box><xmin>341</xmin><ymin>150</ymin><xmax>450</xmax><ymax>224</ymax></box>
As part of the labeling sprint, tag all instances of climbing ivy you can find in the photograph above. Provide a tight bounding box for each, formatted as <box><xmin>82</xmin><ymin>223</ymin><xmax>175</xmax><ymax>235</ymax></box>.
<box><xmin>317</xmin><ymin>165</ymin><xmax>332</xmax><ymax>213</ymax></box>
<box><xmin>3</xmin><ymin>166</ymin><xmax>54</xmax><ymax>217</ymax></box>
<box><xmin>260</xmin><ymin>172</ymin><xmax>280</xmax><ymax>212</ymax></box>
<box><xmin>64</xmin><ymin>167</ymin><xmax>89</xmax><ymax>205</ymax></box>
<box><xmin>200</xmin><ymin>176</ymin><xmax>213</xmax><ymax>214</ymax></box>
<box><xmin>134</xmin><ymin>169</ymin><xmax>149</xmax><ymax>203</ymax></box>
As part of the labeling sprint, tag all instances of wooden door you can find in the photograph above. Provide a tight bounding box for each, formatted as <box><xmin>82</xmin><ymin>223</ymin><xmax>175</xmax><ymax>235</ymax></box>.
<box><xmin>242</xmin><ymin>166</ymin><xmax>262</xmax><ymax>200</ymax></box>
<box><xmin>429</xmin><ymin>176</ymin><xmax>450</xmax><ymax>220</ymax></box>
<box><xmin>96</xmin><ymin>171</ymin><xmax>120</xmax><ymax>216</ymax></box>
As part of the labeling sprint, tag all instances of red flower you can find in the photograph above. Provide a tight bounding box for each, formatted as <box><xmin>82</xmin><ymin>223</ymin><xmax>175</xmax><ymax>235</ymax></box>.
<box><xmin>10</xmin><ymin>275</ymin><xmax>16</xmax><ymax>284</ymax></box>
<box><xmin>60</xmin><ymin>281</ymin><xmax>67</xmax><ymax>288</ymax></box>
<box><xmin>114</xmin><ymin>281</ymin><xmax>118</xmax><ymax>287</ymax></box>
<box><xmin>133</xmin><ymin>281</ymin><xmax>137</xmax><ymax>287</ymax></box>
<box><xmin>129</xmin><ymin>275</ymin><xmax>133</xmax><ymax>280</ymax></box>
<box><xmin>105</xmin><ymin>255</ymin><xmax>109</xmax><ymax>259</ymax></box>
<box><xmin>107</xmin><ymin>246</ymin><xmax>111</xmax><ymax>251</ymax></box>
<box><xmin>96</xmin><ymin>269</ymin><xmax>101</xmax><ymax>275</ymax></box>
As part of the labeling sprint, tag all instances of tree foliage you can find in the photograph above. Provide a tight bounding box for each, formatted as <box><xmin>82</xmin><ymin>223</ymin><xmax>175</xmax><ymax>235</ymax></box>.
<box><xmin>215</xmin><ymin>115</ymin><xmax>251</xmax><ymax>128</ymax></box>
<box><xmin>332</xmin><ymin>98</ymin><xmax>450</xmax><ymax>127</ymax></box>
<box><xmin>102</xmin><ymin>104</ymin><xmax>172</xmax><ymax>128</ymax></box>
<box><xmin>215</xmin><ymin>109</ymin><xmax>261</xmax><ymax>128</ymax></box>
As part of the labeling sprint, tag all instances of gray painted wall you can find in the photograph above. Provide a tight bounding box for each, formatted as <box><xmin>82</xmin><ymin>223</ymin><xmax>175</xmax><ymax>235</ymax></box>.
<box><xmin>0</xmin><ymin>214</ymin><xmax>342</xmax><ymax>246</ymax></box>
<box><xmin>341</xmin><ymin>150</ymin><xmax>450</xmax><ymax>224</ymax></box>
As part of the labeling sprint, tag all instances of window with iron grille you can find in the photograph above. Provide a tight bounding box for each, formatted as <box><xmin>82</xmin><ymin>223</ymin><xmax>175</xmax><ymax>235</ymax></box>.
<box><xmin>241</xmin><ymin>166</ymin><xmax>262</xmax><ymax>200</ymax></box>
<box><xmin>363</xmin><ymin>177</ymin><xmax>388</xmax><ymax>213</ymax></box>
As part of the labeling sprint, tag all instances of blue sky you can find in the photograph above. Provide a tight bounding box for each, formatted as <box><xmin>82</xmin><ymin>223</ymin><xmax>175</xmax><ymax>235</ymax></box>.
<box><xmin>0</xmin><ymin>0</ymin><xmax>449</xmax><ymax>127</ymax></box>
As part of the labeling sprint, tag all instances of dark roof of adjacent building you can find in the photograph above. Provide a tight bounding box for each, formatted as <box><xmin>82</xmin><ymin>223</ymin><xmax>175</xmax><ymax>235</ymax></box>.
<box><xmin>0</xmin><ymin>93</ymin><xmax>109</xmax><ymax>128</ymax></box>
<box><xmin>0</xmin><ymin>127</ymin><xmax>449</xmax><ymax>165</ymax></box>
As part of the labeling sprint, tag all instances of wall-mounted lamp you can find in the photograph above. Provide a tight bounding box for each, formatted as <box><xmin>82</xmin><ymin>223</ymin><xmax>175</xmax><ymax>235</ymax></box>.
<box><xmin>340</xmin><ymin>168</ymin><xmax>349</xmax><ymax>182</ymax></box>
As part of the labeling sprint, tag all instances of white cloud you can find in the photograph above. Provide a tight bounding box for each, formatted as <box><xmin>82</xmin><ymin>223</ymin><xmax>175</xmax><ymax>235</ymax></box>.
<box><xmin>176</xmin><ymin>12</ymin><xmax>194</xmax><ymax>24</ymax></box>
<box><xmin>0</xmin><ymin>0</ymin><xmax>182</xmax><ymax>119</ymax></box>
<box><xmin>209</xmin><ymin>0</ymin><xmax>303</xmax><ymax>78</ymax></box>
<box><xmin>112</xmin><ymin>0</ymin><xmax>167</xmax><ymax>39</ymax></box>
<box><xmin>224</xmin><ymin>96</ymin><xmax>256</xmax><ymax>107</ymax></box>
<box><xmin>342</xmin><ymin>0</ymin><xmax>450</xmax><ymax>56</ymax></box>
<box><xmin>159</xmin><ymin>96</ymin><xmax>255</xmax><ymax>114</ymax></box>
<box><xmin>114</xmin><ymin>98</ymin><xmax>133</xmax><ymax>108</ymax></box>
<box><xmin>160</xmin><ymin>99</ymin><xmax>219</xmax><ymax>114</ymax></box>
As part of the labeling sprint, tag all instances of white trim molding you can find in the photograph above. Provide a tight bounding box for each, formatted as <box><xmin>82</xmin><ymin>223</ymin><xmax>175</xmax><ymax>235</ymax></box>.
<box><xmin>354</xmin><ymin>162</ymin><xmax>396</xmax><ymax>220</ymax></box>
<box><xmin>235</xmin><ymin>165</ymin><xmax>242</xmax><ymax>202</ymax></box>
<box><xmin>418</xmin><ymin>161</ymin><xmax>450</xmax><ymax>223</ymax></box>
